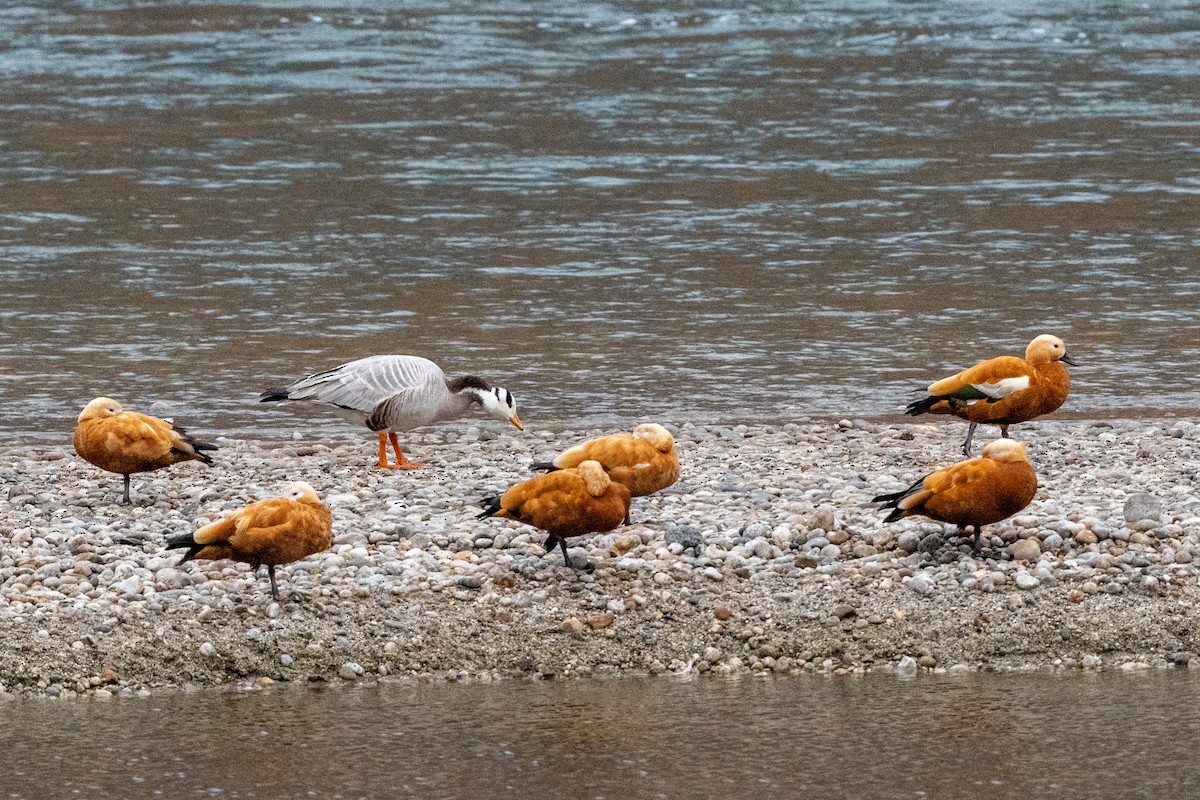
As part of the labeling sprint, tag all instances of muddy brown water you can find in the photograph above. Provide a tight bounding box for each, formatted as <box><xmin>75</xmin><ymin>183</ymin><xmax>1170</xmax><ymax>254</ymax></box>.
<box><xmin>2</xmin><ymin>1</ymin><xmax>1199</xmax><ymax>443</ymax></box>
<box><xmin>2</xmin><ymin>672</ymin><xmax>1199</xmax><ymax>799</ymax></box>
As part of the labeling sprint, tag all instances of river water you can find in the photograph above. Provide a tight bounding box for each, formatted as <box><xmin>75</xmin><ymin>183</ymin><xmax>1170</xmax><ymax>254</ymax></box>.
<box><xmin>2</xmin><ymin>5</ymin><xmax>1198</xmax><ymax>791</ymax></box>
<box><xmin>1</xmin><ymin>672</ymin><xmax>1198</xmax><ymax>799</ymax></box>
<box><xmin>1</xmin><ymin>1</ymin><xmax>1199</xmax><ymax>442</ymax></box>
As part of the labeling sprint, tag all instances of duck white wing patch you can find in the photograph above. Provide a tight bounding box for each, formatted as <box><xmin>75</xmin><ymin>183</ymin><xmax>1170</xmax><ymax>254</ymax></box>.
<box><xmin>974</xmin><ymin>376</ymin><xmax>1029</xmax><ymax>399</ymax></box>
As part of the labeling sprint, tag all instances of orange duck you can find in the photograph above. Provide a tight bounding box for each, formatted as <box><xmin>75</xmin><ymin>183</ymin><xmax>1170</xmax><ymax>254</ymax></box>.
<box><xmin>905</xmin><ymin>334</ymin><xmax>1075</xmax><ymax>455</ymax></box>
<box><xmin>74</xmin><ymin>397</ymin><xmax>217</xmax><ymax>504</ymax></box>
<box><xmin>478</xmin><ymin>460</ymin><xmax>632</xmax><ymax>568</ymax></box>
<box><xmin>165</xmin><ymin>481</ymin><xmax>333</xmax><ymax>600</ymax></box>
<box><xmin>531</xmin><ymin>422</ymin><xmax>679</xmax><ymax>505</ymax></box>
<box><xmin>873</xmin><ymin>439</ymin><xmax>1038</xmax><ymax>557</ymax></box>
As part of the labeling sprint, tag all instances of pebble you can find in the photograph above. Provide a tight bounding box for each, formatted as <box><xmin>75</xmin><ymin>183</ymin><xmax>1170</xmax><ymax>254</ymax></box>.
<box><xmin>1011</xmin><ymin>539</ymin><xmax>1042</xmax><ymax>562</ymax></box>
<box><xmin>907</xmin><ymin>575</ymin><xmax>933</xmax><ymax>596</ymax></box>
<box><xmin>665</xmin><ymin>526</ymin><xmax>702</xmax><ymax>551</ymax></box>
<box><xmin>1123</xmin><ymin>493</ymin><xmax>1164</xmax><ymax>524</ymax></box>
<box><xmin>587</xmin><ymin>613</ymin><xmax>615</xmax><ymax>630</ymax></box>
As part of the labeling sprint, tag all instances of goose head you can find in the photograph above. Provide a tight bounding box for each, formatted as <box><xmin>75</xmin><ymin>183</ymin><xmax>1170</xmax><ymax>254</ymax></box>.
<box><xmin>479</xmin><ymin>385</ymin><xmax>523</xmax><ymax>430</ymax></box>
<box><xmin>79</xmin><ymin>397</ymin><xmax>123</xmax><ymax>422</ymax></box>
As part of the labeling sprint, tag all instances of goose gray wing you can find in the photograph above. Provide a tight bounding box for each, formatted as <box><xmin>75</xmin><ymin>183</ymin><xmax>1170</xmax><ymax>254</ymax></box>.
<box><xmin>277</xmin><ymin>355</ymin><xmax>446</xmax><ymax>413</ymax></box>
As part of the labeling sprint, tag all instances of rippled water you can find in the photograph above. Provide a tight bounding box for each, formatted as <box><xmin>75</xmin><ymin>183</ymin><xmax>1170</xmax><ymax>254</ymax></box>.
<box><xmin>2</xmin><ymin>672</ymin><xmax>1199</xmax><ymax>799</ymax></box>
<box><xmin>2</xmin><ymin>1</ymin><xmax>1199</xmax><ymax>441</ymax></box>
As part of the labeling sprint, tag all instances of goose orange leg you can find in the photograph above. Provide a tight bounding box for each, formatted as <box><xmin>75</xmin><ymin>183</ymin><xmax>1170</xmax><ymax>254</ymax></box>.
<box><xmin>377</xmin><ymin>432</ymin><xmax>425</xmax><ymax>469</ymax></box>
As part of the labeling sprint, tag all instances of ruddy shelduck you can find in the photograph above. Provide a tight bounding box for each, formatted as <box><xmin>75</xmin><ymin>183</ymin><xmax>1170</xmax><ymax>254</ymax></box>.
<box><xmin>260</xmin><ymin>354</ymin><xmax>522</xmax><ymax>469</ymax></box>
<box><xmin>905</xmin><ymin>334</ymin><xmax>1076</xmax><ymax>455</ymax></box>
<box><xmin>165</xmin><ymin>481</ymin><xmax>333</xmax><ymax>600</ymax></box>
<box><xmin>873</xmin><ymin>439</ymin><xmax>1038</xmax><ymax>557</ymax></box>
<box><xmin>477</xmin><ymin>460</ymin><xmax>632</xmax><ymax>568</ymax></box>
<box><xmin>74</xmin><ymin>397</ymin><xmax>217</xmax><ymax>504</ymax></box>
<box><xmin>531</xmin><ymin>423</ymin><xmax>679</xmax><ymax>518</ymax></box>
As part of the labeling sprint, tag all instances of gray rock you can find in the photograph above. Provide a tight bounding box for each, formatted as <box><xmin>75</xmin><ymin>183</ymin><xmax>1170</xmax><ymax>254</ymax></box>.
<box><xmin>1015</xmin><ymin>572</ymin><xmax>1040</xmax><ymax>590</ymax></box>
<box><xmin>666</xmin><ymin>526</ymin><xmax>703</xmax><ymax>550</ymax></box>
<box><xmin>1123</xmin><ymin>493</ymin><xmax>1164</xmax><ymax>524</ymax></box>
<box><xmin>918</xmin><ymin>533</ymin><xmax>944</xmax><ymax>556</ymax></box>
<box><xmin>741</xmin><ymin>522</ymin><xmax>772</xmax><ymax>539</ymax></box>
<box><xmin>908</xmin><ymin>576</ymin><xmax>933</xmax><ymax>595</ymax></box>
<box><xmin>896</xmin><ymin>656</ymin><xmax>918</xmax><ymax>676</ymax></box>
<box><xmin>897</xmin><ymin>531</ymin><xmax>922</xmax><ymax>553</ymax></box>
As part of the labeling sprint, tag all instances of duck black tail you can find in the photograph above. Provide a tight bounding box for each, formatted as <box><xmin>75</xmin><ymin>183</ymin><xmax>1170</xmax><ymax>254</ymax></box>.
<box><xmin>529</xmin><ymin>461</ymin><xmax>558</xmax><ymax>472</ymax></box>
<box><xmin>872</xmin><ymin>474</ymin><xmax>928</xmax><ymax>522</ymax></box>
<box><xmin>164</xmin><ymin>532</ymin><xmax>203</xmax><ymax>562</ymax></box>
<box><xmin>171</xmin><ymin>422</ymin><xmax>219</xmax><ymax>464</ymax></box>
<box><xmin>904</xmin><ymin>396</ymin><xmax>939</xmax><ymax>416</ymax></box>
<box><xmin>477</xmin><ymin>495</ymin><xmax>502</xmax><ymax>520</ymax></box>
<box><xmin>259</xmin><ymin>387</ymin><xmax>291</xmax><ymax>403</ymax></box>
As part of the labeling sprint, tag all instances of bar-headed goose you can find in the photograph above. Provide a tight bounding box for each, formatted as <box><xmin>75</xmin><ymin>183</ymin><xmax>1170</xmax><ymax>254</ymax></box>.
<box><xmin>261</xmin><ymin>355</ymin><xmax>522</xmax><ymax>468</ymax></box>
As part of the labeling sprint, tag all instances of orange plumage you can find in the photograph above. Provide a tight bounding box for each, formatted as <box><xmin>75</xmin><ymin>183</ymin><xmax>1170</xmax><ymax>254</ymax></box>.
<box><xmin>905</xmin><ymin>334</ymin><xmax>1075</xmax><ymax>455</ymax></box>
<box><xmin>534</xmin><ymin>422</ymin><xmax>680</xmax><ymax>498</ymax></box>
<box><xmin>873</xmin><ymin>439</ymin><xmax>1038</xmax><ymax>556</ymax></box>
<box><xmin>165</xmin><ymin>482</ymin><xmax>333</xmax><ymax>600</ymax></box>
<box><xmin>478</xmin><ymin>460</ymin><xmax>632</xmax><ymax>568</ymax></box>
<box><xmin>74</xmin><ymin>397</ymin><xmax>217</xmax><ymax>504</ymax></box>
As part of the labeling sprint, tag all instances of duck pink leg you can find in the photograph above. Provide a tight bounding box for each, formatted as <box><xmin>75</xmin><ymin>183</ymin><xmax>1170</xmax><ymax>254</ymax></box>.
<box><xmin>961</xmin><ymin>422</ymin><xmax>978</xmax><ymax>456</ymax></box>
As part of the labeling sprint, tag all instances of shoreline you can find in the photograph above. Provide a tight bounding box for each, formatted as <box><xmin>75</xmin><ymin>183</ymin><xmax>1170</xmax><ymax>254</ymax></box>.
<box><xmin>1</xmin><ymin>417</ymin><xmax>1199</xmax><ymax>698</ymax></box>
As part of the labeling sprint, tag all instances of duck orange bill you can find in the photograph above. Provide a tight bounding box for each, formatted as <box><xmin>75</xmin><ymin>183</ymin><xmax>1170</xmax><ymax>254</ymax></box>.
<box><xmin>1062</xmin><ymin>354</ymin><xmax>1078</xmax><ymax>366</ymax></box>
<box><xmin>510</xmin><ymin>414</ymin><xmax>524</xmax><ymax>430</ymax></box>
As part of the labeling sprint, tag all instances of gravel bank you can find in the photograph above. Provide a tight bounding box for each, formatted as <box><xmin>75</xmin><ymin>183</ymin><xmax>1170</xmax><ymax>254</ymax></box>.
<box><xmin>1</xmin><ymin>418</ymin><xmax>1199</xmax><ymax>697</ymax></box>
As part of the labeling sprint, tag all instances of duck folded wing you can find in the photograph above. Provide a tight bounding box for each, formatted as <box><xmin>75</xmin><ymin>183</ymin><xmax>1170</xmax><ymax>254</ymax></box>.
<box><xmin>928</xmin><ymin>356</ymin><xmax>1034</xmax><ymax>399</ymax></box>
<box><xmin>225</xmin><ymin>498</ymin><xmax>316</xmax><ymax>541</ymax></box>
<box><xmin>924</xmin><ymin>458</ymin><xmax>1000</xmax><ymax>494</ymax></box>
<box><xmin>553</xmin><ymin>433</ymin><xmax>637</xmax><ymax>468</ymax></box>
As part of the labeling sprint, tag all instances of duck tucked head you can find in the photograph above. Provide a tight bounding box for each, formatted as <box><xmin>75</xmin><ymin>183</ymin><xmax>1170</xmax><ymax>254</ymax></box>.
<box><xmin>577</xmin><ymin>460</ymin><xmax>611</xmax><ymax>495</ymax></box>
<box><xmin>633</xmin><ymin>423</ymin><xmax>674</xmax><ymax>452</ymax></box>
<box><xmin>981</xmin><ymin>439</ymin><xmax>1029</xmax><ymax>464</ymax></box>
<box><xmin>1025</xmin><ymin>334</ymin><xmax>1075</xmax><ymax>366</ymax></box>
<box><xmin>280</xmin><ymin>481</ymin><xmax>322</xmax><ymax>504</ymax></box>
<box><xmin>79</xmin><ymin>397</ymin><xmax>123</xmax><ymax>423</ymax></box>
